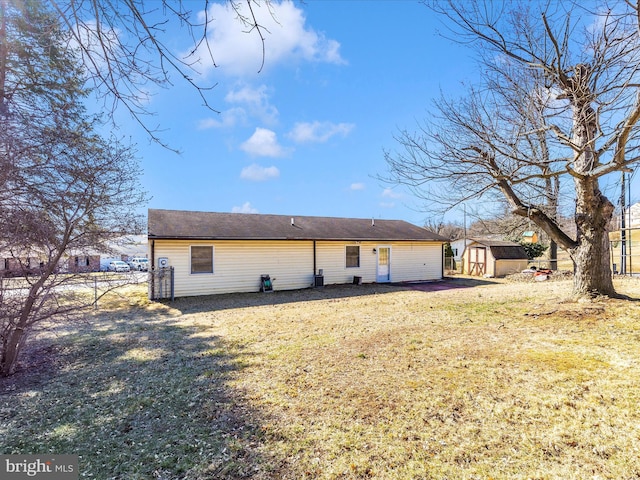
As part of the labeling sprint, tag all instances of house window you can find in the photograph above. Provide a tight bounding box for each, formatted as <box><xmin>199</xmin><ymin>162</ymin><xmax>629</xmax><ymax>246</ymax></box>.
<box><xmin>191</xmin><ymin>246</ymin><xmax>214</xmax><ymax>274</ymax></box>
<box><xmin>346</xmin><ymin>245</ymin><xmax>360</xmax><ymax>268</ymax></box>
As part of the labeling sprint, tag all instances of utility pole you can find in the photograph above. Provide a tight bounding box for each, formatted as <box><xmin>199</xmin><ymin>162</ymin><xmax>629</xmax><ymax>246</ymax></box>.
<box><xmin>463</xmin><ymin>204</ymin><xmax>467</xmax><ymax>275</ymax></box>
<box><xmin>621</xmin><ymin>171</ymin><xmax>627</xmax><ymax>275</ymax></box>
<box><xmin>628</xmin><ymin>172</ymin><xmax>633</xmax><ymax>276</ymax></box>
<box><xmin>463</xmin><ymin>204</ymin><xmax>467</xmax><ymax>244</ymax></box>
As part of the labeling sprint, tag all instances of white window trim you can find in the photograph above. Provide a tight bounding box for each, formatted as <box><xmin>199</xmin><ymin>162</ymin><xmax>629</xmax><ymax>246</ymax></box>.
<box><xmin>190</xmin><ymin>245</ymin><xmax>215</xmax><ymax>274</ymax></box>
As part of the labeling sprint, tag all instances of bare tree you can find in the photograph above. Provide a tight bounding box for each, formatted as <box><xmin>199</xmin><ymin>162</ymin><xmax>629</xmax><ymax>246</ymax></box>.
<box><xmin>0</xmin><ymin>136</ymin><xmax>146</xmax><ymax>377</ymax></box>
<box><xmin>384</xmin><ymin>0</ymin><xmax>640</xmax><ymax>298</ymax></box>
<box><xmin>48</xmin><ymin>0</ymin><xmax>272</xmax><ymax>147</ymax></box>
<box><xmin>465</xmin><ymin>207</ymin><xmax>528</xmax><ymax>239</ymax></box>
<box><xmin>423</xmin><ymin>220</ymin><xmax>465</xmax><ymax>241</ymax></box>
<box><xmin>0</xmin><ymin>0</ymin><xmax>146</xmax><ymax>376</ymax></box>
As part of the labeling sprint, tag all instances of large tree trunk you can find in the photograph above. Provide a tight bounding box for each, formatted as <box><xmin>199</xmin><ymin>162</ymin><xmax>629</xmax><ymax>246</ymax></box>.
<box><xmin>1</xmin><ymin>253</ymin><xmax>60</xmax><ymax>377</ymax></box>
<box><xmin>1</xmin><ymin>322</ymin><xmax>28</xmax><ymax>377</ymax></box>
<box><xmin>566</xmin><ymin>65</ymin><xmax>616</xmax><ymax>297</ymax></box>
<box><xmin>570</xmin><ymin>181</ymin><xmax>616</xmax><ymax>297</ymax></box>
<box><xmin>0</xmin><ymin>283</ymin><xmax>39</xmax><ymax>376</ymax></box>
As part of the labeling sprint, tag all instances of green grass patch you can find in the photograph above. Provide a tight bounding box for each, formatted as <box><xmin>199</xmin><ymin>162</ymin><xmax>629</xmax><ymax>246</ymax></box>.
<box><xmin>2</xmin><ymin>278</ymin><xmax>640</xmax><ymax>478</ymax></box>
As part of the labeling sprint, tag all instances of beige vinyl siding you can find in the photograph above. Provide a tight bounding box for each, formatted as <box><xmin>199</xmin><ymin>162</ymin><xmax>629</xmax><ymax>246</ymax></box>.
<box><xmin>391</xmin><ymin>242</ymin><xmax>443</xmax><ymax>282</ymax></box>
<box><xmin>316</xmin><ymin>241</ymin><xmax>442</xmax><ymax>285</ymax></box>
<box><xmin>153</xmin><ymin>240</ymin><xmax>314</xmax><ymax>296</ymax></box>
<box><xmin>316</xmin><ymin>242</ymin><xmax>378</xmax><ymax>285</ymax></box>
<box><xmin>152</xmin><ymin>239</ymin><xmax>444</xmax><ymax>297</ymax></box>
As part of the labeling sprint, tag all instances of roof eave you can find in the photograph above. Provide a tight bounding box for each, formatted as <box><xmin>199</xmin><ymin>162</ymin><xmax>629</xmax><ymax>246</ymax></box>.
<box><xmin>148</xmin><ymin>235</ymin><xmax>446</xmax><ymax>242</ymax></box>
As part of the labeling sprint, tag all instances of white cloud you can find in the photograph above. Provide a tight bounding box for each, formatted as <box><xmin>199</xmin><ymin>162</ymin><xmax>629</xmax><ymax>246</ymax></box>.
<box><xmin>225</xmin><ymin>84</ymin><xmax>268</xmax><ymax>105</ymax></box>
<box><xmin>240</xmin><ymin>164</ymin><xmax>280</xmax><ymax>181</ymax></box>
<box><xmin>198</xmin><ymin>107</ymin><xmax>247</xmax><ymax>129</ymax></box>
<box><xmin>232</xmin><ymin>202</ymin><xmax>259</xmax><ymax>213</ymax></box>
<box><xmin>380</xmin><ymin>188</ymin><xmax>402</xmax><ymax>208</ymax></box>
<box><xmin>198</xmin><ymin>84</ymin><xmax>278</xmax><ymax>129</ymax></box>
<box><xmin>287</xmin><ymin>121</ymin><xmax>355</xmax><ymax>143</ymax></box>
<box><xmin>191</xmin><ymin>1</ymin><xmax>346</xmax><ymax>77</ymax></box>
<box><xmin>350</xmin><ymin>183</ymin><xmax>365</xmax><ymax>191</ymax></box>
<box><xmin>240</xmin><ymin>127</ymin><xmax>289</xmax><ymax>157</ymax></box>
<box><xmin>226</xmin><ymin>84</ymin><xmax>279</xmax><ymax>124</ymax></box>
<box><xmin>382</xmin><ymin>188</ymin><xmax>403</xmax><ymax>199</ymax></box>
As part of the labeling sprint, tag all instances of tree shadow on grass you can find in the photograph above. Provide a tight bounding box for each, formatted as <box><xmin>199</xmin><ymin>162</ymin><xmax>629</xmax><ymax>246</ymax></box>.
<box><xmin>0</xmin><ymin>313</ymin><xmax>282</xmax><ymax>479</ymax></box>
<box><xmin>161</xmin><ymin>276</ymin><xmax>500</xmax><ymax>315</ymax></box>
<box><xmin>395</xmin><ymin>275</ymin><xmax>502</xmax><ymax>291</ymax></box>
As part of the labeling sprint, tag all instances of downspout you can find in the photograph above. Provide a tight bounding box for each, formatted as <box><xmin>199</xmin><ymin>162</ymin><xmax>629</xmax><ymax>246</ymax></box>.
<box><xmin>150</xmin><ymin>239</ymin><xmax>155</xmax><ymax>300</ymax></box>
<box><xmin>313</xmin><ymin>240</ymin><xmax>317</xmax><ymax>276</ymax></box>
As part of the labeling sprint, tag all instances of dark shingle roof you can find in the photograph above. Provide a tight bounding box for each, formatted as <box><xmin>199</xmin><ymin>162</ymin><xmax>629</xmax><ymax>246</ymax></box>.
<box><xmin>489</xmin><ymin>245</ymin><xmax>529</xmax><ymax>260</ymax></box>
<box><xmin>148</xmin><ymin>209</ymin><xmax>448</xmax><ymax>242</ymax></box>
<box><xmin>468</xmin><ymin>239</ymin><xmax>528</xmax><ymax>260</ymax></box>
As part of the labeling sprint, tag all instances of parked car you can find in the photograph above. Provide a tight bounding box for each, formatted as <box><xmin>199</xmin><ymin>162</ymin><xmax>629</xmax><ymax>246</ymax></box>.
<box><xmin>128</xmin><ymin>257</ymin><xmax>149</xmax><ymax>271</ymax></box>
<box><xmin>108</xmin><ymin>260</ymin><xmax>131</xmax><ymax>272</ymax></box>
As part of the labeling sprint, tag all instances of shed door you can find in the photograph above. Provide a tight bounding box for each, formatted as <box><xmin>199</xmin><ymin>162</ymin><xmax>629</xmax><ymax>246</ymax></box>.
<box><xmin>377</xmin><ymin>247</ymin><xmax>391</xmax><ymax>282</ymax></box>
<box><xmin>469</xmin><ymin>247</ymin><xmax>486</xmax><ymax>276</ymax></box>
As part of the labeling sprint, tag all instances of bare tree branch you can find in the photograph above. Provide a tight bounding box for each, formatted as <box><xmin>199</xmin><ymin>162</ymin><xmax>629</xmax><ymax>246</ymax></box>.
<box><xmin>47</xmin><ymin>0</ymin><xmax>272</xmax><ymax>148</ymax></box>
<box><xmin>387</xmin><ymin>0</ymin><xmax>640</xmax><ymax>297</ymax></box>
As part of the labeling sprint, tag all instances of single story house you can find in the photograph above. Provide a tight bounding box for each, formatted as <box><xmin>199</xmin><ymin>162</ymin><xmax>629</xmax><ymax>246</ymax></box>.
<box><xmin>147</xmin><ymin>209</ymin><xmax>449</xmax><ymax>297</ymax></box>
<box><xmin>1</xmin><ymin>235</ymin><xmax>148</xmax><ymax>276</ymax></box>
<box><xmin>449</xmin><ymin>238</ymin><xmax>473</xmax><ymax>264</ymax></box>
<box><xmin>1</xmin><ymin>250</ymin><xmax>102</xmax><ymax>276</ymax></box>
<box><xmin>461</xmin><ymin>239</ymin><xmax>529</xmax><ymax>277</ymax></box>
<box><xmin>59</xmin><ymin>253</ymin><xmax>101</xmax><ymax>273</ymax></box>
<box><xmin>0</xmin><ymin>254</ymin><xmax>43</xmax><ymax>277</ymax></box>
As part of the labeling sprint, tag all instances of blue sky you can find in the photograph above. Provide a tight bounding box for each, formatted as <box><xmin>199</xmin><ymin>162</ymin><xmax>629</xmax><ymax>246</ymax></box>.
<box><xmin>111</xmin><ymin>0</ymin><xmax>637</xmax><ymax>228</ymax></box>
<box><xmin>111</xmin><ymin>0</ymin><xmax>475</xmax><ymax>227</ymax></box>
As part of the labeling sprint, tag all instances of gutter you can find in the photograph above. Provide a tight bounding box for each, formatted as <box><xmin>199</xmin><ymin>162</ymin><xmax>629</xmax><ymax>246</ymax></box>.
<box><xmin>147</xmin><ymin>235</ymin><xmax>447</xmax><ymax>242</ymax></box>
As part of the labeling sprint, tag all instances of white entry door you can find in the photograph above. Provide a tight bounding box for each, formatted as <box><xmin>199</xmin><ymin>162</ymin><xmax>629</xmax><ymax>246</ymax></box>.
<box><xmin>377</xmin><ymin>246</ymin><xmax>391</xmax><ymax>282</ymax></box>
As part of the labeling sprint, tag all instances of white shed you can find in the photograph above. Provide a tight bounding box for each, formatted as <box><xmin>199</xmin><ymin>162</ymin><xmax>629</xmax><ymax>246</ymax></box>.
<box><xmin>462</xmin><ymin>239</ymin><xmax>529</xmax><ymax>277</ymax></box>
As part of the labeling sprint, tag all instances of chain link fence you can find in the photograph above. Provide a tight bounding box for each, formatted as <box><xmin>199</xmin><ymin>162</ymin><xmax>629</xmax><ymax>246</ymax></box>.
<box><xmin>0</xmin><ymin>271</ymin><xmax>145</xmax><ymax>309</ymax></box>
<box><xmin>610</xmin><ymin>228</ymin><xmax>640</xmax><ymax>276</ymax></box>
<box><xmin>148</xmin><ymin>267</ymin><xmax>174</xmax><ymax>301</ymax></box>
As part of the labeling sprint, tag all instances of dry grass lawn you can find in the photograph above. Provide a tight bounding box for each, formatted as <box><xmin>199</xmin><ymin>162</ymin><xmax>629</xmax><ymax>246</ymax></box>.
<box><xmin>2</xmin><ymin>276</ymin><xmax>640</xmax><ymax>479</ymax></box>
